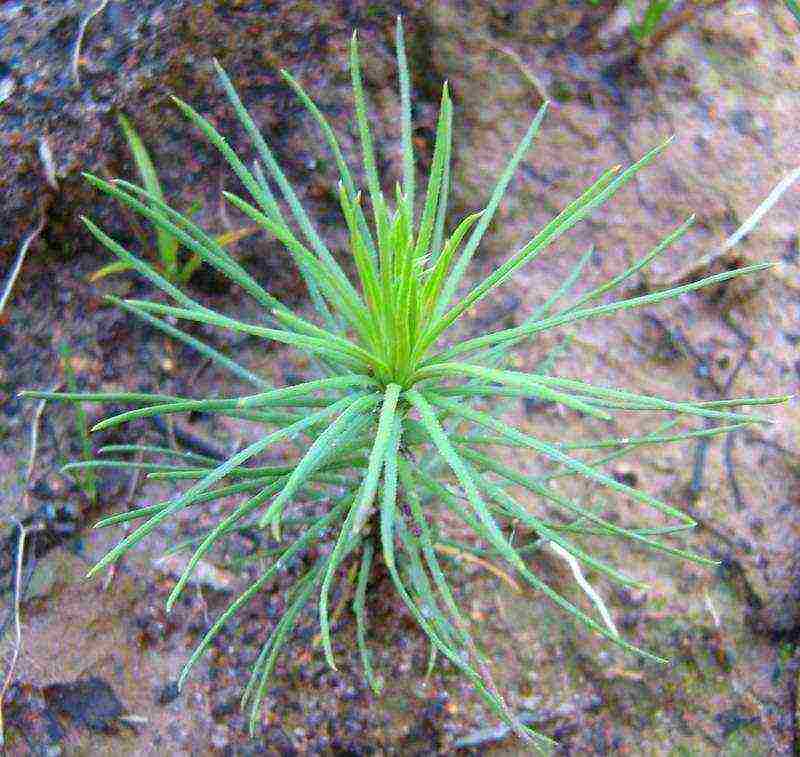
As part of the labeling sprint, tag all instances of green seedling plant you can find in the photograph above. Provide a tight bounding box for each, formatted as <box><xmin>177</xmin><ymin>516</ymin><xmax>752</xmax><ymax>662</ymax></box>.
<box><xmin>628</xmin><ymin>0</ymin><xmax>673</xmax><ymax>44</ymax></box>
<box><xmin>24</xmin><ymin>18</ymin><xmax>785</xmax><ymax>750</ymax></box>
<box><xmin>90</xmin><ymin>113</ymin><xmax>256</xmax><ymax>284</ymax></box>
<box><xmin>588</xmin><ymin>0</ymin><xmax>674</xmax><ymax>45</ymax></box>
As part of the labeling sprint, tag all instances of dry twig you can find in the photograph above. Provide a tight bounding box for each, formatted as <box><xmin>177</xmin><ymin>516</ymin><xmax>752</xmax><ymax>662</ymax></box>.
<box><xmin>0</xmin><ymin>521</ymin><xmax>26</xmax><ymax>747</ymax></box>
<box><xmin>71</xmin><ymin>0</ymin><xmax>111</xmax><ymax>90</ymax></box>
<box><xmin>665</xmin><ymin>166</ymin><xmax>800</xmax><ymax>286</ymax></box>
<box><xmin>0</xmin><ymin>215</ymin><xmax>45</xmax><ymax>319</ymax></box>
<box><xmin>434</xmin><ymin>542</ymin><xmax>522</xmax><ymax>593</ymax></box>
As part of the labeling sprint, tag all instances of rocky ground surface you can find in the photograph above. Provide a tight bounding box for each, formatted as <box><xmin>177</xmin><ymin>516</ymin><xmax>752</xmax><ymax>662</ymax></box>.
<box><xmin>1</xmin><ymin>0</ymin><xmax>799</xmax><ymax>754</ymax></box>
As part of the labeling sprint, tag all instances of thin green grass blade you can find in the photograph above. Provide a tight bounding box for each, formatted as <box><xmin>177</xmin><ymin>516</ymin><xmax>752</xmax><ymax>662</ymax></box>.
<box><xmin>566</xmin><ymin>216</ymin><xmax>694</xmax><ymax>312</ymax></box>
<box><xmin>434</xmin><ymin>383</ymin><xmax>588</xmax><ymax>403</ymax></box>
<box><xmin>166</xmin><ymin>479</ymin><xmax>286</xmax><ymax>611</ymax></box>
<box><xmin>353</xmin><ymin>540</ymin><xmax>380</xmax><ymax>693</ymax></box>
<box><xmin>280</xmin><ymin>70</ymin><xmax>377</xmax><ymax>258</ymax></box>
<box><xmin>93</xmin><ymin>477</ymin><xmax>277</xmax><ymax>529</ymax></box>
<box><xmin>396</xmin><ymin>520</ymin><xmax>460</xmax><ymax>648</ymax></box>
<box><xmin>429</xmin><ymin>102</ymin><xmax>453</xmax><ymax>263</ymax></box>
<box><xmin>396</xmin><ymin>16</ymin><xmax>415</xmax><ymax>219</ymax></box>
<box><xmin>81</xmin><ymin>216</ymin><xmax>212</xmax><ymax>314</ymax></box>
<box><xmin>121</xmin><ymin>298</ymin><xmax>374</xmax><ymax>372</ymax></box>
<box><xmin>250</xmin><ymin>159</ymin><xmax>338</xmax><ymax>330</ymax></box>
<box><xmin>510</xmin><ymin>371</ymin><xmax>769</xmax><ymax>425</ymax></box>
<box><xmin>318</xmin><ymin>497</ymin><xmax>363</xmax><ymax>670</ymax></box>
<box><xmin>460</xmin><ymin>446</ymin><xmax>715</xmax><ymax>566</ymax></box>
<box><xmin>108</xmin><ymin>295</ymin><xmax>271</xmax><ymax>390</ymax></box>
<box><xmin>405</xmin><ymin>389</ymin><xmax>515</xmax><ymax>553</ymax></box>
<box><xmin>117</xmin><ymin>113</ymin><xmax>179</xmax><ymax>276</ymax></box>
<box><xmin>315</xmin><ymin>397</ymin><xmax>398</xmax><ymax>666</ymax></box>
<box><xmin>472</xmin><ymin>247</ymin><xmax>593</xmax><ymax>368</ymax></box>
<box><xmin>422</xmin><ymin>366</ymin><xmax>613</xmax><ymax>420</ymax></box>
<box><xmin>410</xmin><ymin>431</ymin><xmax>664</xmax><ymax>661</ymax></box>
<box><xmin>117</xmin><ymin>114</ymin><xmax>163</xmax><ymax>206</ymax></box>
<box><xmin>92</xmin><ymin>375</ymin><xmax>375</xmax><ymax>433</ymax></box>
<box><xmin>62</xmin><ymin>460</ymin><xmax>192</xmax><ymax>475</ymax></box>
<box><xmin>147</xmin><ymin>469</ymin><xmax>355</xmax><ymax>487</ymax></box>
<box><xmin>351</xmin><ymin>383</ymin><xmax>401</xmax><ymax>535</ymax></box>
<box><xmin>176</xmin><ymin>512</ymin><xmax>339</xmax><ymax>691</ymax></box>
<box><xmin>430</xmin><ymin>261</ymin><xmax>772</xmax><ymax>363</ymax></box>
<box><xmin>170</xmin><ymin>94</ymin><xmax>275</xmax><ymax>220</ymax></box>
<box><xmin>260</xmin><ymin>399</ymin><xmax>379</xmax><ymax>534</ymax></box>
<box><xmin>338</xmin><ymin>184</ymin><xmax>383</xmax><ymax>340</ymax></box>
<box><xmin>425</xmin><ymin>640</ymin><xmax>438</xmax><ymax>678</ymax></box>
<box><xmin>246</xmin><ymin>562</ymin><xmax>323</xmax><ymax>735</ymax></box>
<box><xmin>90</xmin><ymin>398</ymin><xmax>299</xmax><ymax>434</ymax></box>
<box><xmin>109</xmin><ymin>178</ymin><xmax>286</xmax><ymax>313</ymax></box>
<box><xmin>98</xmin><ymin>444</ymin><xmax>219</xmax><ymax>466</ymax></box>
<box><xmin>556</xmin><ymin>422</ymin><xmax>749</xmax><ymax>451</ymax></box>
<box><xmin>85</xmin><ymin>395</ymin><xmax>367</xmax><ymax>578</ymax></box>
<box><xmin>451</xmin><ymin>420</ymin><xmax>748</xmax><ymax>451</ymax></box>
<box><xmin>250</xmin><ymin>159</ymin><xmax>286</xmax><ymax>224</ymax></box>
<box><xmin>578</xmin><ymin>395</ymin><xmax>787</xmax><ymax>412</ymax></box>
<box><xmin>350</xmin><ymin>31</ymin><xmax>385</xmax><ymax>222</ymax></box>
<box><xmin>235</xmin><ymin>375</ymin><xmax>378</xmax><ymax>408</ymax></box>
<box><xmin>421</xmin><ymin>211</ymin><xmax>483</xmax><ymax>317</ymax></box>
<box><xmin>468</xmin><ymin>465</ymin><xmax>647</xmax><ymax>588</ymax></box>
<box><xmin>435</xmin><ymin>102</ymin><xmax>549</xmax><ymax>316</ymax></box>
<box><xmin>20</xmin><ymin>390</ymin><xmax>179</xmax><ymax>405</ymax></box>
<box><xmin>60</xmin><ymin>344</ymin><xmax>97</xmax><ymax>503</ymax></box>
<box><xmin>399</xmin><ymin>458</ymin><xmax>472</xmax><ymax>637</ymax></box>
<box><xmin>419</xmin><ymin>361</ymin><xmax>770</xmax><ymax>425</ymax></box>
<box><xmin>240</xmin><ymin>564</ymin><xmax>319</xmax><ymax>713</ymax></box>
<box><xmin>379</xmin><ymin>415</ymin><xmax>551</xmax><ymax>749</ymax></box>
<box><xmin>424</xmin><ymin>392</ymin><xmax>695</xmax><ymax>525</ymax></box>
<box><xmin>221</xmin><ymin>191</ymin><xmax>372</xmax><ymax>339</ymax></box>
<box><xmin>423</xmin><ymin>141</ymin><xmax>675</xmax><ymax>353</ymax></box>
<box><xmin>212</xmin><ymin>60</ymin><xmax>351</xmax><ymax>288</ymax></box>
<box><xmin>171</xmin><ymin>90</ymin><xmax>338</xmax><ymax>328</ymax></box>
<box><xmin>533</xmin><ymin>248</ymin><xmax>595</xmax><ymax>321</ymax></box>
<box><xmin>414</xmin><ymin>85</ymin><xmax>451</xmax><ymax>259</ymax></box>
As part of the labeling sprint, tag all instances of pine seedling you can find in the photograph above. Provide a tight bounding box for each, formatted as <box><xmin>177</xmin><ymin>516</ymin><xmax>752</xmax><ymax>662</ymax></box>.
<box><xmin>24</xmin><ymin>18</ymin><xmax>785</xmax><ymax>750</ymax></box>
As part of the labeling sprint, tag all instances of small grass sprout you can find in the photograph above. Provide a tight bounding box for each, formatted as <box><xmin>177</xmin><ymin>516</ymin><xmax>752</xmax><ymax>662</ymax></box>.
<box><xmin>89</xmin><ymin>113</ymin><xmax>257</xmax><ymax>284</ymax></box>
<box><xmin>24</xmin><ymin>18</ymin><xmax>785</xmax><ymax>750</ymax></box>
<box><xmin>623</xmin><ymin>0</ymin><xmax>674</xmax><ymax>45</ymax></box>
<box><xmin>587</xmin><ymin>0</ymin><xmax>674</xmax><ymax>46</ymax></box>
<box><xmin>628</xmin><ymin>0</ymin><xmax>674</xmax><ymax>45</ymax></box>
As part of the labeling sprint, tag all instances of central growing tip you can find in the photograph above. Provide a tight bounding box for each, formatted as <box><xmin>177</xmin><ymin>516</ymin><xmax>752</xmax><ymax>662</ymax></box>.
<box><xmin>339</xmin><ymin>147</ymin><xmax>482</xmax><ymax>391</ymax></box>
